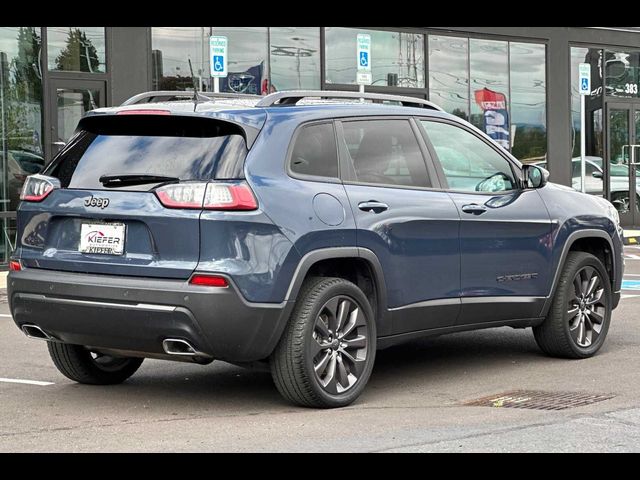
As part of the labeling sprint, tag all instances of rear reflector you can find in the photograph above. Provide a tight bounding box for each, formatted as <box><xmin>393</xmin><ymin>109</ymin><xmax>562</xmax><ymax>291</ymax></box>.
<box><xmin>189</xmin><ymin>274</ymin><xmax>229</xmax><ymax>287</ymax></box>
<box><xmin>116</xmin><ymin>109</ymin><xmax>171</xmax><ymax>116</ymax></box>
<box><xmin>155</xmin><ymin>182</ymin><xmax>258</xmax><ymax>211</ymax></box>
<box><xmin>9</xmin><ymin>260</ymin><xmax>22</xmax><ymax>271</ymax></box>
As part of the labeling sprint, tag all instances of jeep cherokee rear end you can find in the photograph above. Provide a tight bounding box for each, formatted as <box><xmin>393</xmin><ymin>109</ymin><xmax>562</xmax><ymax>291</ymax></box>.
<box><xmin>9</xmin><ymin>105</ymin><xmax>300</xmax><ymax>364</ymax></box>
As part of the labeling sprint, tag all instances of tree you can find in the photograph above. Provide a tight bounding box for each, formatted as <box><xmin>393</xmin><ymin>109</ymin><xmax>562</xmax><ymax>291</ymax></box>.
<box><xmin>55</xmin><ymin>28</ymin><xmax>101</xmax><ymax>73</ymax></box>
<box><xmin>13</xmin><ymin>27</ymin><xmax>42</xmax><ymax>101</ymax></box>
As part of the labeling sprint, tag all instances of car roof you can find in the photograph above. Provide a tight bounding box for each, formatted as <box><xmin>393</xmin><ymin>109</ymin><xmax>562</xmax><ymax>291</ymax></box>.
<box><xmin>87</xmin><ymin>98</ymin><xmax>454</xmax><ymax>127</ymax></box>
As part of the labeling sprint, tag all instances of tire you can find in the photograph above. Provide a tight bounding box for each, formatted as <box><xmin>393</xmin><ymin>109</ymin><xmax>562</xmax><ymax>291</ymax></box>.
<box><xmin>48</xmin><ymin>342</ymin><xmax>144</xmax><ymax>385</ymax></box>
<box><xmin>270</xmin><ymin>277</ymin><xmax>377</xmax><ymax>408</ymax></box>
<box><xmin>533</xmin><ymin>252</ymin><xmax>612</xmax><ymax>359</ymax></box>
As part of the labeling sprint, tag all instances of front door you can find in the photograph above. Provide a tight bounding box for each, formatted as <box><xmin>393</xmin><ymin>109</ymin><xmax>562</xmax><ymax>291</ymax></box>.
<box><xmin>47</xmin><ymin>79</ymin><xmax>105</xmax><ymax>160</ymax></box>
<box><xmin>419</xmin><ymin>118</ymin><xmax>553</xmax><ymax>326</ymax></box>
<box><xmin>606</xmin><ymin>102</ymin><xmax>640</xmax><ymax>227</ymax></box>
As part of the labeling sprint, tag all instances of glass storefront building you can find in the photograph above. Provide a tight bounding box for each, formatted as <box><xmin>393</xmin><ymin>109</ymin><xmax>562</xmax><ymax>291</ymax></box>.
<box><xmin>1</xmin><ymin>26</ymin><xmax>640</xmax><ymax>267</ymax></box>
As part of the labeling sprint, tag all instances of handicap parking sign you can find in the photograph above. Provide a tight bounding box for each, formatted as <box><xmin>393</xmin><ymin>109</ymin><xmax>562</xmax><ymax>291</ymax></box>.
<box><xmin>213</xmin><ymin>56</ymin><xmax>224</xmax><ymax>73</ymax></box>
<box><xmin>360</xmin><ymin>51</ymin><xmax>369</xmax><ymax>68</ymax></box>
<box><xmin>209</xmin><ymin>36</ymin><xmax>228</xmax><ymax>78</ymax></box>
<box><xmin>356</xmin><ymin>33</ymin><xmax>372</xmax><ymax>86</ymax></box>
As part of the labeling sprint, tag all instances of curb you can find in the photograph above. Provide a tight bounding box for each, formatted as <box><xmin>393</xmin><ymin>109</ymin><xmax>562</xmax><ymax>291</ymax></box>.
<box><xmin>624</xmin><ymin>230</ymin><xmax>640</xmax><ymax>246</ymax></box>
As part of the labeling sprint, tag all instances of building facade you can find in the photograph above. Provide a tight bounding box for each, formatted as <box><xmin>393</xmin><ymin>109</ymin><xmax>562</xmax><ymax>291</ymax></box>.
<box><xmin>1</xmin><ymin>26</ymin><xmax>640</xmax><ymax>266</ymax></box>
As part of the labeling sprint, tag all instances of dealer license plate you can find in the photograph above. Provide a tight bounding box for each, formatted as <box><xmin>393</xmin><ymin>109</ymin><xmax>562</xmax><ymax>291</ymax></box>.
<box><xmin>79</xmin><ymin>223</ymin><xmax>126</xmax><ymax>255</ymax></box>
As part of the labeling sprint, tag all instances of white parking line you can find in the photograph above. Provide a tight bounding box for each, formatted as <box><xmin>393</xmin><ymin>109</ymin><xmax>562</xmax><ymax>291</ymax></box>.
<box><xmin>0</xmin><ymin>314</ymin><xmax>12</xmax><ymax>318</ymax></box>
<box><xmin>0</xmin><ymin>378</ymin><xmax>54</xmax><ymax>386</ymax></box>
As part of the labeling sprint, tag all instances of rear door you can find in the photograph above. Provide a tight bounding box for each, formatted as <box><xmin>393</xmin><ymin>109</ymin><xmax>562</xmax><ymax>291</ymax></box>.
<box><xmin>17</xmin><ymin>113</ymin><xmax>250</xmax><ymax>279</ymax></box>
<box><xmin>338</xmin><ymin>118</ymin><xmax>461</xmax><ymax>334</ymax></box>
<box><xmin>418</xmin><ymin>118</ymin><xmax>553</xmax><ymax>325</ymax></box>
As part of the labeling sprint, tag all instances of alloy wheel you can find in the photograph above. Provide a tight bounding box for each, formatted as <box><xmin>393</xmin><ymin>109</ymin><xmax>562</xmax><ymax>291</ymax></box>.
<box><xmin>568</xmin><ymin>266</ymin><xmax>608</xmax><ymax>348</ymax></box>
<box><xmin>311</xmin><ymin>296</ymin><xmax>369</xmax><ymax>395</ymax></box>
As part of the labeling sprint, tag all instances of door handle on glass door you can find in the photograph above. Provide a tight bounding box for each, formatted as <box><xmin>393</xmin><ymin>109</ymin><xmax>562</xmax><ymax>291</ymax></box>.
<box><xmin>461</xmin><ymin>204</ymin><xmax>487</xmax><ymax>215</ymax></box>
<box><xmin>358</xmin><ymin>201</ymin><xmax>389</xmax><ymax>213</ymax></box>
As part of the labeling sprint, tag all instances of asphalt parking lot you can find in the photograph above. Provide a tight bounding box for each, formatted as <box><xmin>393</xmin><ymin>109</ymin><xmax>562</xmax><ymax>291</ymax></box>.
<box><xmin>1</xmin><ymin>248</ymin><xmax>639</xmax><ymax>453</ymax></box>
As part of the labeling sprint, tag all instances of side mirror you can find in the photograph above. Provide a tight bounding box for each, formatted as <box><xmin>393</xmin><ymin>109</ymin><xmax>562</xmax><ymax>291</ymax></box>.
<box><xmin>592</xmin><ymin>171</ymin><xmax>604</xmax><ymax>180</ymax></box>
<box><xmin>522</xmin><ymin>164</ymin><xmax>549</xmax><ymax>189</ymax></box>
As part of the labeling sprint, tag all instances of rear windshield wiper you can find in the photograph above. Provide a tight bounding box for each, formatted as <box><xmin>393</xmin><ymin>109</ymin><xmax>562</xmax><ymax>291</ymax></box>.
<box><xmin>99</xmin><ymin>174</ymin><xmax>180</xmax><ymax>187</ymax></box>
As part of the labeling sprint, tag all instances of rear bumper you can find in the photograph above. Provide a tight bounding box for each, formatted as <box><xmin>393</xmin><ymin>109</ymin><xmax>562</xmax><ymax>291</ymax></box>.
<box><xmin>8</xmin><ymin>269</ymin><xmax>291</xmax><ymax>363</ymax></box>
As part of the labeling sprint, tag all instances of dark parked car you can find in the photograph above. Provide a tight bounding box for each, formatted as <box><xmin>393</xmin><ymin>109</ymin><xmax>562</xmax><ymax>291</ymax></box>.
<box><xmin>8</xmin><ymin>90</ymin><xmax>624</xmax><ymax>408</ymax></box>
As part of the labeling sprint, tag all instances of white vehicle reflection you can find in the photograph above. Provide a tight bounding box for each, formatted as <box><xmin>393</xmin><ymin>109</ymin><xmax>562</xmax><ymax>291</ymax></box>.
<box><xmin>534</xmin><ymin>157</ymin><xmax>639</xmax><ymax>213</ymax></box>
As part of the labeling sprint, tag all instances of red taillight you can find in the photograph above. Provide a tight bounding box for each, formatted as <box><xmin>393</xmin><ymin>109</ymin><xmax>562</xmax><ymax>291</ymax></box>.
<box><xmin>189</xmin><ymin>274</ymin><xmax>228</xmax><ymax>288</ymax></box>
<box><xmin>116</xmin><ymin>109</ymin><xmax>171</xmax><ymax>116</ymax></box>
<box><xmin>203</xmin><ymin>183</ymin><xmax>258</xmax><ymax>211</ymax></box>
<box><xmin>155</xmin><ymin>182</ymin><xmax>258</xmax><ymax>211</ymax></box>
<box><xmin>9</xmin><ymin>260</ymin><xmax>22</xmax><ymax>271</ymax></box>
<box><xmin>20</xmin><ymin>175</ymin><xmax>60</xmax><ymax>202</ymax></box>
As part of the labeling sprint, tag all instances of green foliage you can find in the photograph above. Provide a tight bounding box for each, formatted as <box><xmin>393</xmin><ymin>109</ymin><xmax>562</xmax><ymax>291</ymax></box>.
<box><xmin>55</xmin><ymin>28</ymin><xmax>101</xmax><ymax>73</ymax></box>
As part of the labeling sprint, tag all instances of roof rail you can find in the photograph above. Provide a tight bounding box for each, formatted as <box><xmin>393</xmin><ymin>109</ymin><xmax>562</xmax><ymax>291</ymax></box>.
<box><xmin>255</xmin><ymin>90</ymin><xmax>443</xmax><ymax>111</ymax></box>
<box><xmin>121</xmin><ymin>90</ymin><xmax>260</xmax><ymax>106</ymax></box>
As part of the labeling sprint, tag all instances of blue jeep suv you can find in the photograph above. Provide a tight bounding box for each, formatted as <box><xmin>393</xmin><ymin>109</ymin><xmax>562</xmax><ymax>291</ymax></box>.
<box><xmin>8</xmin><ymin>90</ymin><xmax>624</xmax><ymax>408</ymax></box>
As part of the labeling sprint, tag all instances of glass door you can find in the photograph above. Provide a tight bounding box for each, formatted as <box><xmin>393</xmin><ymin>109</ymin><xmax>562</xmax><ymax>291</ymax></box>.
<box><xmin>47</xmin><ymin>79</ymin><xmax>105</xmax><ymax>159</ymax></box>
<box><xmin>607</xmin><ymin>103</ymin><xmax>640</xmax><ymax>227</ymax></box>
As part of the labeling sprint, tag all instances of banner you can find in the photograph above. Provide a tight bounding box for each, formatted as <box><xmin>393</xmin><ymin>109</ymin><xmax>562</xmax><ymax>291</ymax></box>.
<box><xmin>474</xmin><ymin>88</ymin><xmax>510</xmax><ymax>151</ymax></box>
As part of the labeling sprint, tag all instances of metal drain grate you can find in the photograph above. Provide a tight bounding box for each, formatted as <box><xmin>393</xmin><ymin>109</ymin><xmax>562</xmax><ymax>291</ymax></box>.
<box><xmin>463</xmin><ymin>390</ymin><xmax>615</xmax><ymax>411</ymax></box>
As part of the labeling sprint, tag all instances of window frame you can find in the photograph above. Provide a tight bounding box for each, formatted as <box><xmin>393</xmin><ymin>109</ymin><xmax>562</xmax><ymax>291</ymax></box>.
<box><xmin>335</xmin><ymin>116</ymin><xmax>441</xmax><ymax>192</ymax></box>
<box><xmin>416</xmin><ymin>117</ymin><xmax>525</xmax><ymax>195</ymax></box>
<box><xmin>286</xmin><ymin>120</ymin><xmax>342</xmax><ymax>184</ymax></box>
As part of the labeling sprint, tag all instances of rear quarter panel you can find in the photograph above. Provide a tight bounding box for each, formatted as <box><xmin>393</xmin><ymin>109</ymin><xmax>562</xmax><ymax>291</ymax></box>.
<box><xmin>242</xmin><ymin>110</ymin><xmax>358</xmax><ymax>303</ymax></box>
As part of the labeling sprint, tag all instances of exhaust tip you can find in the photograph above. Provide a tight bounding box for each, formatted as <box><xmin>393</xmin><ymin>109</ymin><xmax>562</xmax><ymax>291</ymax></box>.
<box><xmin>162</xmin><ymin>338</ymin><xmax>199</xmax><ymax>356</ymax></box>
<box><xmin>22</xmin><ymin>324</ymin><xmax>53</xmax><ymax>341</ymax></box>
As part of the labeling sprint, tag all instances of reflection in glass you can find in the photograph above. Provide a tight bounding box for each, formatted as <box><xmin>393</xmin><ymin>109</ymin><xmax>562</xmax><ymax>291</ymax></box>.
<box><xmin>608</xmin><ymin>109</ymin><xmax>634</xmax><ymax>214</ymax></box>
<box><xmin>470</xmin><ymin>39</ymin><xmax>509</xmax><ymax>150</ymax></box>
<box><xmin>635</xmin><ymin>111</ymin><xmax>640</xmax><ymax>214</ymax></box>
<box><xmin>604</xmin><ymin>50</ymin><xmax>640</xmax><ymax>98</ymax></box>
<box><xmin>509</xmin><ymin>43</ymin><xmax>547</xmax><ymax>163</ymax></box>
<box><xmin>570</xmin><ymin>47</ymin><xmax>604</xmax><ymax>172</ymax></box>
<box><xmin>270</xmin><ymin>28</ymin><xmax>320</xmax><ymax>91</ymax></box>
<box><xmin>213</xmin><ymin>27</ymin><xmax>268</xmax><ymax>95</ymax></box>
<box><xmin>47</xmin><ymin>27</ymin><xmax>106</xmax><ymax>73</ymax></box>
<box><xmin>325</xmin><ymin>28</ymin><xmax>424</xmax><ymax>88</ymax></box>
<box><xmin>0</xmin><ymin>26</ymin><xmax>44</xmax><ymax>263</ymax></box>
<box><xmin>151</xmin><ymin>27</ymin><xmax>211</xmax><ymax>91</ymax></box>
<box><xmin>56</xmin><ymin>88</ymin><xmax>100</xmax><ymax>143</ymax></box>
<box><xmin>421</xmin><ymin>120</ymin><xmax>517</xmax><ymax>193</ymax></box>
<box><xmin>428</xmin><ymin>36</ymin><xmax>469</xmax><ymax>120</ymax></box>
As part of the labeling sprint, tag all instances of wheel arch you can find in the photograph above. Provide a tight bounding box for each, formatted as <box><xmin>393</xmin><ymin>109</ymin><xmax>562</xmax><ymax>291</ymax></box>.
<box><xmin>542</xmin><ymin>229</ymin><xmax>615</xmax><ymax>317</ymax></box>
<box><xmin>283</xmin><ymin>248</ymin><xmax>390</xmax><ymax>336</ymax></box>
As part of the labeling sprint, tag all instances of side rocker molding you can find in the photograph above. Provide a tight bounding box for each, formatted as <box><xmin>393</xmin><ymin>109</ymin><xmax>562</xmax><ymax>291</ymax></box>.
<box><xmin>541</xmin><ymin>228</ymin><xmax>615</xmax><ymax>317</ymax></box>
<box><xmin>283</xmin><ymin>247</ymin><xmax>390</xmax><ymax>334</ymax></box>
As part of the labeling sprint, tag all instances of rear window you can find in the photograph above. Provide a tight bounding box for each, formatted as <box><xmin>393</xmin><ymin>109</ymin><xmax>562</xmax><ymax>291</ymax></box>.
<box><xmin>289</xmin><ymin>123</ymin><xmax>339</xmax><ymax>179</ymax></box>
<box><xmin>46</xmin><ymin>115</ymin><xmax>248</xmax><ymax>190</ymax></box>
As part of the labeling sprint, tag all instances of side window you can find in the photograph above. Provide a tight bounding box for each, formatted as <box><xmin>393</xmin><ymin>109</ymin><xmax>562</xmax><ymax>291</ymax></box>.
<box><xmin>341</xmin><ymin>120</ymin><xmax>430</xmax><ymax>188</ymax></box>
<box><xmin>420</xmin><ymin>120</ymin><xmax>517</xmax><ymax>193</ymax></box>
<box><xmin>290</xmin><ymin>123</ymin><xmax>339</xmax><ymax>179</ymax></box>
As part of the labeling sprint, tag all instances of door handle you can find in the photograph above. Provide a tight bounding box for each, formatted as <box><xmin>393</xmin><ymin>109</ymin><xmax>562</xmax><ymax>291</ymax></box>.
<box><xmin>358</xmin><ymin>201</ymin><xmax>389</xmax><ymax>213</ymax></box>
<box><xmin>52</xmin><ymin>142</ymin><xmax>66</xmax><ymax>147</ymax></box>
<box><xmin>461</xmin><ymin>204</ymin><xmax>487</xmax><ymax>215</ymax></box>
